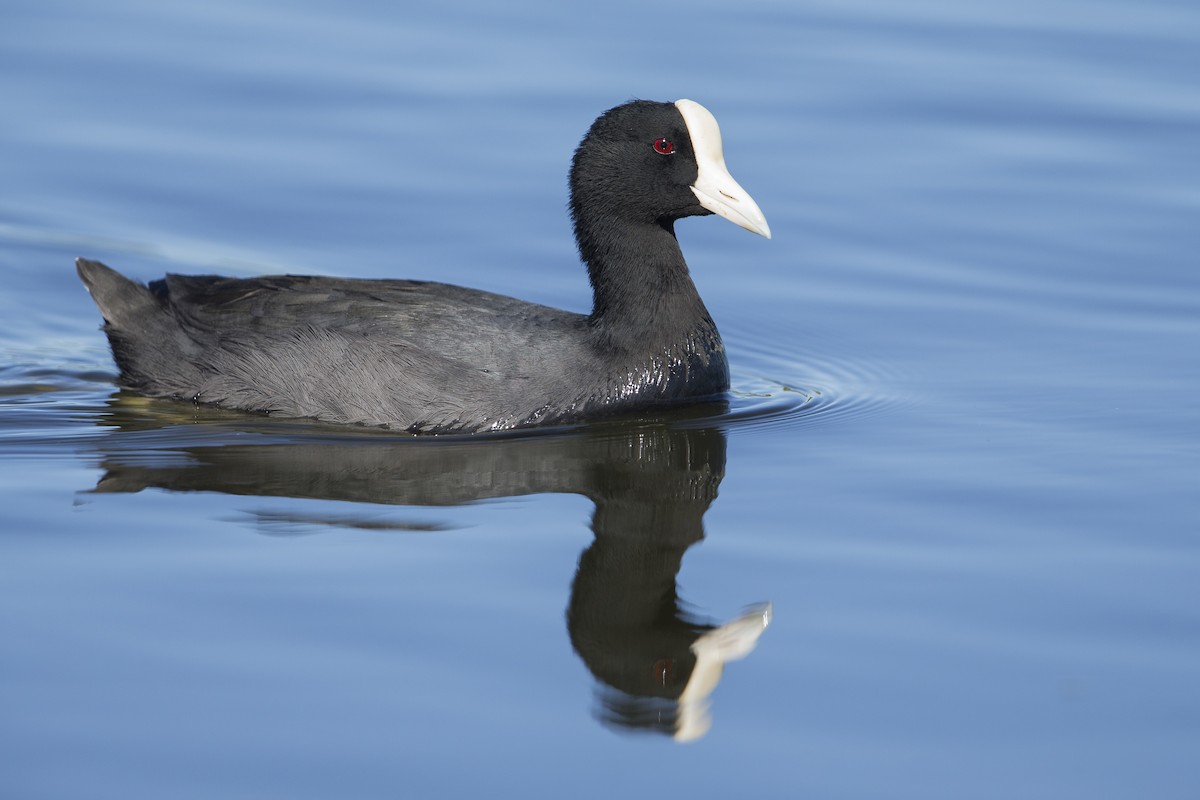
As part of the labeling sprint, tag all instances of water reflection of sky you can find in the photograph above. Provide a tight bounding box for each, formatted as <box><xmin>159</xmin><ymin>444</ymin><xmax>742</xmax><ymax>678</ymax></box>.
<box><xmin>2</xmin><ymin>0</ymin><xmax>1199</xmax><ymax>798</ymax></box>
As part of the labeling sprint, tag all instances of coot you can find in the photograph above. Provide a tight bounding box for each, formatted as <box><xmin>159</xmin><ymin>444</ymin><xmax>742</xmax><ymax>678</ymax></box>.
<box><xmin>78</xmin><ymin>99</ymin><xmax>770</xmax><ymax>433</ymax></box>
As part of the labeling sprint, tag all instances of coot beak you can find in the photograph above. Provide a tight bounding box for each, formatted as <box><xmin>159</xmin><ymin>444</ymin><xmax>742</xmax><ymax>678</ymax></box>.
<box><xmin>676</xmin><ymin>99</ymin><xmax>772</xmax><ymax>240</ymax></box>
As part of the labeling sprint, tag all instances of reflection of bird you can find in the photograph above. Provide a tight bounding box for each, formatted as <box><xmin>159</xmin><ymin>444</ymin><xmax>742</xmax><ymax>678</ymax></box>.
<box><xmin>565</xmin><ymin>425</ymin><xmax>771</xmax><ymax>741</ymax></box>
<box><xmin>567</xmin><ymin>478</ymin><xmax>771</xmax><ymax>741</ymax></box>
<box><xmin>85</xmin><ymin>413</ymin><xmax>770</xmax><ymax>741</ymax></box>
<box><xmin>77</xmin><ymin>100</ymin><xmax>769</xmax><ymax>433</ymax></box>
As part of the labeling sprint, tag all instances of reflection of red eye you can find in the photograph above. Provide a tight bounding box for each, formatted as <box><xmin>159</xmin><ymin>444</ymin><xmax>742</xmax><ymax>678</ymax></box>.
<box><xmin>653</xmin><ymin>137</ymin><xmax>675</xmax><ymax>155</ymax></box>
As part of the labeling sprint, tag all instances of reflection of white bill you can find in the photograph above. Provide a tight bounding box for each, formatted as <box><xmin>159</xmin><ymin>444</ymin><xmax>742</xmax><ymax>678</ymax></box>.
<box><xmin>676</xmin><ymin>602</ymin><xmax>774</xmax><ymax>742</ymax></box>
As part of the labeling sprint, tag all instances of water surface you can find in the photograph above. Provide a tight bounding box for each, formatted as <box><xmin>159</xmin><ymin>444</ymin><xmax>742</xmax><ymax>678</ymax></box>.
<box><xmin>2</xmin><ymin>1</ymin><xmax>1198</xmax><ymax>798</ymax></box>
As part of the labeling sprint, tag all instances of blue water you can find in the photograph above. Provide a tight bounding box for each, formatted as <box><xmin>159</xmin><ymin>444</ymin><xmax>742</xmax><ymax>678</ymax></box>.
<box><xmin>2</xmin><ymin>0</ymin><xmax>1199</xmax><ymax>797</ymax></box>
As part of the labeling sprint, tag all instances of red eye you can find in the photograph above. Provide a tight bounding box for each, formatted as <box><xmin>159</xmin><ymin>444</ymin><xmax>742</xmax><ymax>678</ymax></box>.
<box><xmin>653</xmin><ymin>137</ymin><xmax>675</xmax><ymax>155</ymax></box>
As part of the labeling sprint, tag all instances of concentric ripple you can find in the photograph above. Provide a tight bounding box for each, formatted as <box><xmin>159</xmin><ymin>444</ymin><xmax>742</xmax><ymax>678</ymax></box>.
<box><xmin>709</xmin><ymin>325</ymin><xmax>909</xmax><ymax>434</ymax></box>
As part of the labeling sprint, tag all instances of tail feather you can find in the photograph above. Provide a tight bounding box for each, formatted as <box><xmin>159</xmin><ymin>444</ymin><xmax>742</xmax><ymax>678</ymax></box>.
<box><xmin>77</xmin><ymin>257</ymin><xmax>196</xmax><ymax>395</ymax></box>
<box><xmin>76</xmin><ymin>258</ymin><xmax>157</xmax><ymax>327</ymax></box>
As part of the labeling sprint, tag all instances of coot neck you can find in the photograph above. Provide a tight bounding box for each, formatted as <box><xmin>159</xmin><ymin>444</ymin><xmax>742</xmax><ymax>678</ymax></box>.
<box><xmin>578</xmin><ymin>217</ymin><xmax>719</xmax><ymax>354</ymax></box>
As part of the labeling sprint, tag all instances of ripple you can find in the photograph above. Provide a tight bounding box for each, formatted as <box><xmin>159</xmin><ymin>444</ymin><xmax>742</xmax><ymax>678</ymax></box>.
<box><xmin>709</xmin><ymin>325</ymin><xmax>910</xmax><ymax>434</ymax></box>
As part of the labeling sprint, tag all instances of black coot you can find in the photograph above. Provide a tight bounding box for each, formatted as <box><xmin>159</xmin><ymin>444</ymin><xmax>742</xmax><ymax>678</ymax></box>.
<box><xmin>78</xmin><ymin>99</ymin><xmax>770</xmax><ymax>433</ymax></box>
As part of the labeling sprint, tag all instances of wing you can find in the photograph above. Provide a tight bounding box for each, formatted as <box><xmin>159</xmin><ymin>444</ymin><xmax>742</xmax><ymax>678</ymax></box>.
<box><xmin>146</xmin><ymin>274</ymin><xmax>594</xmax><ymax>430</ymax></box>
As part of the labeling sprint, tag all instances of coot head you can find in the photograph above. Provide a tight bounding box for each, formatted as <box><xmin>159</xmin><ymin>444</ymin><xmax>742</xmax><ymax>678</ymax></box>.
<box><xmin>569</xmin><ymin>99</ymin><xmax>771</xmax><ymax>243</ymax></box>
